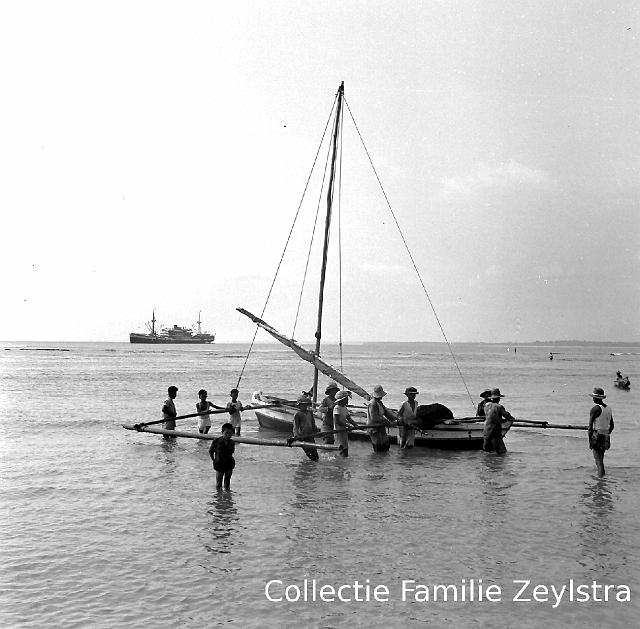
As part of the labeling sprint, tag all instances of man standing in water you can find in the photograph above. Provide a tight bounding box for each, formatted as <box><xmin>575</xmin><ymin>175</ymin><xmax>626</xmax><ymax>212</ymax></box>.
<box><xmin>366</xmin><ymin>385</ymin><xmax>397</xmax><ymax>452</ymax></box>
<box><xmin>588</xmin><ymin>387</ymin><xmax>614</xmax><ymax>477</ymax></box>
<box><xmin>161</xmin><ymin>386</ymin><xmax>178</xmax><ymax>440</ymax></box>
<box><xmin>291</xmin><ymin>395</ymin><xmax>320</xmax><ymax>461</ymax></box>
<box><xmin>396</xmin><ymin>386</ymin><xmax>419</xmax><ymax>449</ymax></box>
<box><xmin>482</xmin><ymin>388</ymin><xmax>514</xmax><ymax>455</ymax></box>
<box><xmin>332</xmin><ymin>390</ymin><xmax>360</xmax><ymax>457</ymax></box>
<box><xmin>318</xmin><ymin>382</ymin><xmax>339</xmax><ymax>444</ymax></box>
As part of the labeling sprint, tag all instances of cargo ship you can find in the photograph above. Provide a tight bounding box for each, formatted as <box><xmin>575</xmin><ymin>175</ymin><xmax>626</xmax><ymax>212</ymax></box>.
<box><xmin>129</xmin><ymin>311</ymin><xmax>216</xmax><ymax>344</ymax></box>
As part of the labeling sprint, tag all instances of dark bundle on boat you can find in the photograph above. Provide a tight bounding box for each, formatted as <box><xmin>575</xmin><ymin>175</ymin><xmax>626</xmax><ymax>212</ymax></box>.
<box><xmin>415</xmin><ymin>403</ymin><xmax>454</xmax><ymax>429</ymax></box>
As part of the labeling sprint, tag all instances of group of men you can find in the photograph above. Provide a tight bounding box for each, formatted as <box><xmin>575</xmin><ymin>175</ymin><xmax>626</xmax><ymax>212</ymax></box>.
<box><xmin>292</xmin><ymin>382</ymin><xmax>514</xmax><ymax>458</ymax></box>
<box><xmin>292</xmin><ymin>381</ymin><xmax>616</xmax><ymax>477</ymax></box>
<box><xmin>159</xmin><ymin>380</ymin><xmax>616</xmax><ymax>480</ymax></box>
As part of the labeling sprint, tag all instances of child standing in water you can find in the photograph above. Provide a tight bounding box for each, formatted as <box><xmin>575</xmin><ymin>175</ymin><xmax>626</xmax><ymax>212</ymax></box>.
<box><xmin>161</xmin><ymin>386</ymin><xmax>178</xmax><ymax>440</ymax></box>
<box><xmin>196</xmin><ymin>389</ymin><xmax>216</xmax><ymax>434</ymax></box>
<box><xmin>209</xmin><ymin>423</ymin><xmax>236</xmax><ymax>490</ymax></box>
<box><xmin>226</xmin><ymin>388</ymin><xmax>244</xmax><ymax>436</ymax></box>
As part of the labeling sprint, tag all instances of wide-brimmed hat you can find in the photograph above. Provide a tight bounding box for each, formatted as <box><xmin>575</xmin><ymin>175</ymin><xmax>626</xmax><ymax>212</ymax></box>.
<box><xmin>372</xmin><ymin>385</ymin><xmax>387</xmax><ymax>398</ymax></box>
<box><xmin>335</xmin><ymin>390</ymin><xmax>351</xmax><ymax>401</ymax></box>
<box><xmin>480</xmin><ymin>389</ymin><xmax>492</xmax><ymax>399</ymax></box>
<box><xmin>325</xmin><ymin>382</ymin><xmax>339</xmax><ymax>393</ymax></box>
<box><xmin>590</xmin><ymin>387</ymin><xmax>606</xmax><ymax>399</ymax></box>
<box><xmin>296</xmin><ymin>394</ymin><xmax>312</xmax><ymax>406</ymax></box>
<box><xmin>490</xmin><ymin>388</ymin><xmax>504</xmax><ymax>400</ymax></box>
<box><xmin>404</xmin><ymin>387</ymin><xmax>419</xmax><ymax>395</ymax></box>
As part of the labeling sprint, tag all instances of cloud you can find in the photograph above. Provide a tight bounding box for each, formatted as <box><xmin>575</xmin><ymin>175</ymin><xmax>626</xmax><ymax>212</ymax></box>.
<box><xmin>438</xmin><ymin>160</ymin><xmax>552</xmax><ymax>202</ymax></box>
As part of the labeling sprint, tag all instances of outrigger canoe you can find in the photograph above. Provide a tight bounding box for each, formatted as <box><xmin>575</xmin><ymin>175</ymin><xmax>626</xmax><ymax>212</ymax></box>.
<box><xmin>251</xmin><ymin>392</ymin><xmax>512</xmax><ymax>450</ymax></box>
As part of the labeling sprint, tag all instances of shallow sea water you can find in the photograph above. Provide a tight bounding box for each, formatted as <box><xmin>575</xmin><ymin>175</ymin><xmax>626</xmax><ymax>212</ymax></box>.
<box><xmin>1</xmin><ymin>342</ymin><xmax>638</xmax><ymax>628</ymax></box>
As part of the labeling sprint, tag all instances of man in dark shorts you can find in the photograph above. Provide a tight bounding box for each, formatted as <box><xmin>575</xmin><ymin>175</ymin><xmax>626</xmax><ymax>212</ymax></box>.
<box><xmin>588</xmin><ymin>387</ymin><xmax>614</xmax><ymax>477</ymax></box>
<box><xmin>209</xmin><ymin>423</ymin><xmax>236</xmax><ymax>490</ymax></box>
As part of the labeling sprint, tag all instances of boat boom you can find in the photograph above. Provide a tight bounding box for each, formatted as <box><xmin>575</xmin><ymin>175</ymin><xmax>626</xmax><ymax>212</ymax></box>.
<box><xmin>236</xmin><ymin>307</ymin><xmax>371</xmax><ymax>401</ymax></box>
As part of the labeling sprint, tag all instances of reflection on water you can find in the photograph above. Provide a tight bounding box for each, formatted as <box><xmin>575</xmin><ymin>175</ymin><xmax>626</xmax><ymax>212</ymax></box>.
<box><xmin>158</xmin><ymin>438</ymin><xmax>178</xmax><ymax>473</ymax></box>
<box><xmin>204</xmin><ymin>492</ymin><xmax>239</xmax><ymax>556</ymax></box>
<box><xmin>578</xmin><ymin>478</ymin><xmax>616</xmax><ymax>571</ymax></box>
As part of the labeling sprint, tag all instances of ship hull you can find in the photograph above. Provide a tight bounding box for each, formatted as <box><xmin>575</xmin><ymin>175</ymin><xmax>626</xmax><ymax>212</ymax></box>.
<box><xmin>129</xmin><ymin>333</ymin><xmax>214</xmax><ymax>344</ymax></box>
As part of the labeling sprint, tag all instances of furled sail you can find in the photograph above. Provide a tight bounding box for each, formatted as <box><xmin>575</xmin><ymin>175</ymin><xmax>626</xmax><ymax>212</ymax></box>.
<box><xmin>237</xmin><ymin>307</ymin><xmax>372</xmax><ymax>401</ymax></box>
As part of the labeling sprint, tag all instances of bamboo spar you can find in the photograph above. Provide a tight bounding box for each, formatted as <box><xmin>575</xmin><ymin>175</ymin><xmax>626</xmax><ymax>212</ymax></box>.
<box><xmin>132</xmin><ymin>404</ymin><xmax>278</xmax><ymax>429</ymax></box>
<box><xmin>512</xmin><ymin>421</ymin><xmax>588</xmax><ymax>431</ymax></box>
<box><xmin>236</xmin><ymin>308</ymin><xmax>371</xmax><ymax>401</ymax></box>
<box><xmin>122</xmin><ymin>424</ymin><xmax>342</xmax><ymax>450</ymax></box>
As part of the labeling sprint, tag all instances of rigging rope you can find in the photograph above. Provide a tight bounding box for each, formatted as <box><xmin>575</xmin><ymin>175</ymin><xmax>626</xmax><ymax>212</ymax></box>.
<box><xmin>235</xmin><ymin>93</ymin><xmax>339</xmax><ymax>389</ymax></box>
<box><xmin>291</xmin><ymin>130</ymin><xmax>334</xmax><ymax>339</ymax></box>
<box><xmin>343</xmin><ymin>96</ymin><xmax>476</xmax><ymax>412</ymax></box>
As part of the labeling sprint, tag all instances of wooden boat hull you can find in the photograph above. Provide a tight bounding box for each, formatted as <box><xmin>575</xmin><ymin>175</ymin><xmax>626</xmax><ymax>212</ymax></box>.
<box><xmin>253</xmin><ymin>405</ymin><xmax>512</xmax><ymax>450</ymax></box>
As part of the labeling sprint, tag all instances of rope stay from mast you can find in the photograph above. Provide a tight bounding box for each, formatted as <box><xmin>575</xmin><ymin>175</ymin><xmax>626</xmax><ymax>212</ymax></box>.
<box><xmin>235</xmin><ymin>90</ymin><xmax>339</xmax><ymax>389</ymax></box>
<box><xmin>237</xmin><ymin>83</ymin><xmax>475</xmax><ymax>414</ymax></box>
<box><xmin>343</xmin><ymin>96</ymin><xmax>476</xmax><ymax>412</ymax></box>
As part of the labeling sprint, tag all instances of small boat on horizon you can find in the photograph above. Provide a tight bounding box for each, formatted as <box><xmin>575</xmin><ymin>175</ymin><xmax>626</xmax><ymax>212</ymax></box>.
<box><xmin>129</xmin><ymin>310</ymin><xmax>216</xmax><ymax>344</ymax></box>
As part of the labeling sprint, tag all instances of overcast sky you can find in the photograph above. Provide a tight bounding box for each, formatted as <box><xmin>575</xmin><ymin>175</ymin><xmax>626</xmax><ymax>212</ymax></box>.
<box><xmin>2</xmin><ymin>1</ymin><xmax>639</xmax><ymax>343</ymax></box>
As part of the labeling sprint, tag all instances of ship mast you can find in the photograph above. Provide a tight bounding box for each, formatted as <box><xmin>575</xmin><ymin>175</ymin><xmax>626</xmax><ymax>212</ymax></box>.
<box><xmin>151</xmin><ymin>309</ymin><xmax>156</xmax><ymax>336</ymax></box>
<box><xmin>312</xmin><ymin>81</ymin><xmax>344</xmax><ymax>404</ymax></box>
<box><xmin>197</xmin><ymin>311</ymin><xmax>202</xmax><ymax>335</ymax></box>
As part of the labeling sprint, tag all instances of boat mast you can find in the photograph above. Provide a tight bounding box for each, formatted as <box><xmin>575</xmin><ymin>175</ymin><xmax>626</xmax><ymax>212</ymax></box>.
<box><xmin>312</xmin><ymin>81</ymin><xmax>344</xmax><ymax>404</ymax></box>
<box><xmin>151</xmin><ymin>309</ymin><xmax>156</xmax><ymax>336</ymax></box>
<box><xmin>197</xmin><ymin>311</ymin><xmax>202</xmax><ymax>335</ymax></box>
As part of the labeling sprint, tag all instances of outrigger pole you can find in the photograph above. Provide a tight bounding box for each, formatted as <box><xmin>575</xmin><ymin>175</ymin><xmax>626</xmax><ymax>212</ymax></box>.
<box><xmin>122</xmin><ymin>424</ymin><xmax>341</xmax><ymax>450</ymax></box>
<box><xmin>236</xmin><ymin>307</ymin><xmax>371</xmax><ymax>400</ymax></box>
<box><xmin>312</xmin><ymin>81</ymin><xmax>344</xmax><ymax>404</ymax></box>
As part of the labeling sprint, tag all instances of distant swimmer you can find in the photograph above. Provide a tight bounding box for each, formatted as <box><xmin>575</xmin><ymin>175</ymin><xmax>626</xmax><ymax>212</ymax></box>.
<box><xmin>588</xmin><ymin>387</ymin><xmax>614</xmax><ymax>477</ymax></box>
<box><xmin>482</xmin><ymin>388</ymin><xmax>514</xmax><ymax>455</ymax></box>
<box><xmin>614</xmin><ymin>371</ymin><xmax>630</xmax><ymax>390</ymax></box>
<box><xmin>161</xmin><ymin>386</ymin><xmax>178</xmax><ymax>439</ymax></box>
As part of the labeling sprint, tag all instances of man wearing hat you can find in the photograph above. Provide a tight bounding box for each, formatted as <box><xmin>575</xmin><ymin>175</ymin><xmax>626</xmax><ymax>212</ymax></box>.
<box><xmin>476</xmin><ymin>389</ymin><xmax>492</xmax><ymax>417</ymax></box>
<box><xmin>318</xmin><ymin>382</ymin><xmax>340</xmax><ymax>444</ymax></box>
<box><xmin>366</xmin><ymin>385</ymin><xmax>397</xmax><ymax>452</ymax></box>
<box><xmin>332</xmin><ymin>390</ymin><xmax>360</xmax><ymax>457</ymax></box>
<box><xmin>397</xmin><ymin>387</ymin><xmax>420</xmax><ymax>449</ymax></box>
<box><xmin>292</xmin><ymin>394</ymin><xmax>319</xmax><ymax>461</ymax></box>
<box><xmin>482</xmin><ymin>388</ymin><xmax>514</xmax><ymax>455</ymax></box>
<box><xmin>161</xmin><ymin>385</ymin><xmax>179</xmax><ymax>440</ymax></box>
<box><xmin>588</xmin><ymin>387</ymin><xmax>614</xmax><ymax>477</ymax></box>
